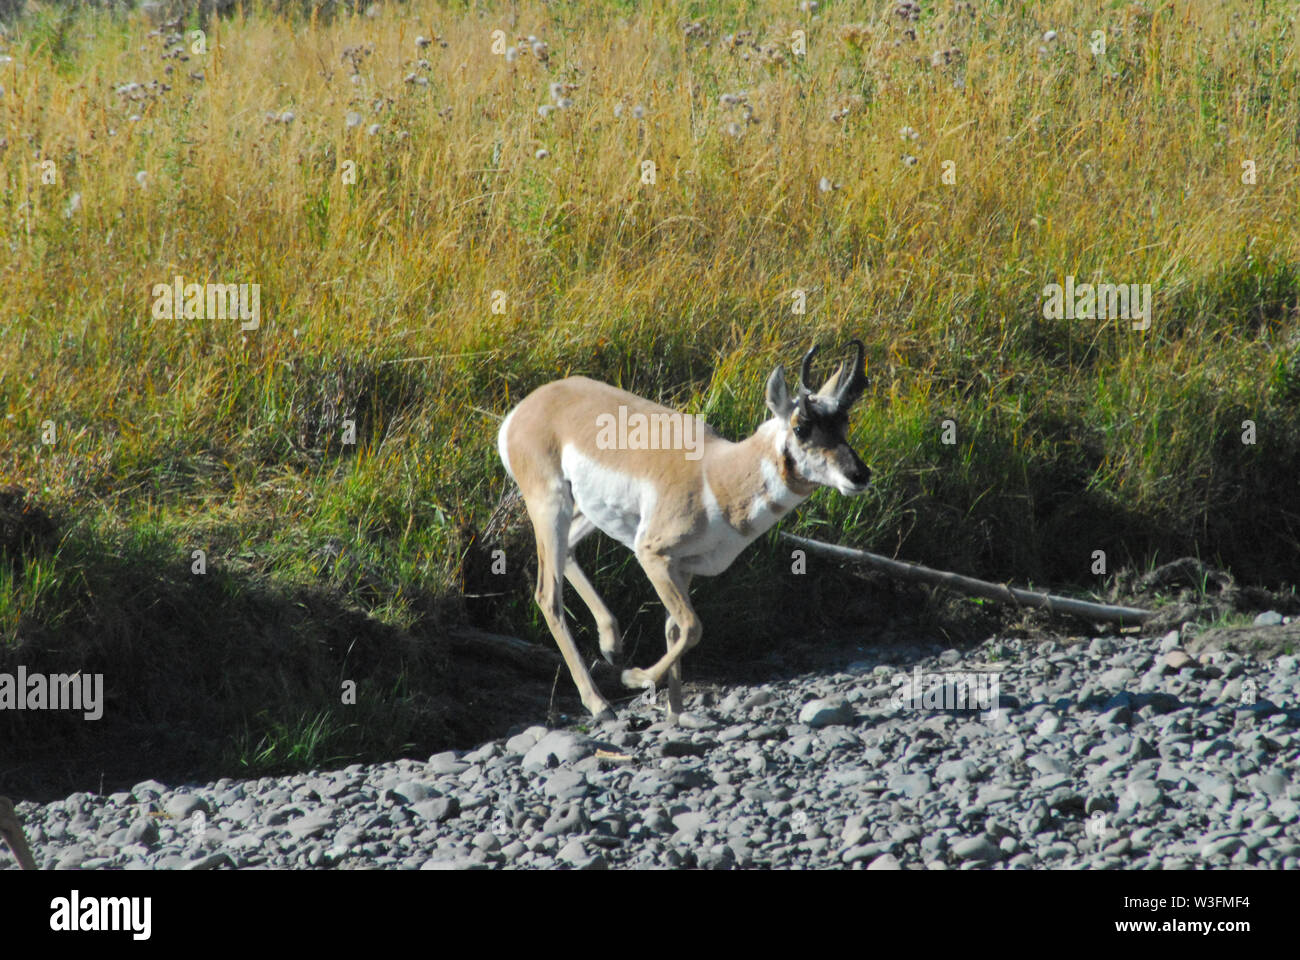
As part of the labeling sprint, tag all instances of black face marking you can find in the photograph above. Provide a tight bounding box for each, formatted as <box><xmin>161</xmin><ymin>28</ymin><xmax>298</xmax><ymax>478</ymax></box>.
<box><xmin>793</xmin><ymin>400</ymin><xmax>850</xmax><ymax>450</ymax></box>
<box><xmin>791</xmin><ymin>399</ymin><xmax>871</xmax><ymax>488</ymax></box>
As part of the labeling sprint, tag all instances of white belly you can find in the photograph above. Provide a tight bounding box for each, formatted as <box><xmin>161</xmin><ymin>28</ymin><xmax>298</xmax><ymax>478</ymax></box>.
<box><xmin>679</xmin><ymin>539</ymin><xmax>748</xmax><ymax>576</ymax></box>
<box><xmin>557</xmin><ymin>446</ymin><xmax>804</xmax><ymax>576</ymax></box>
<box><xmin>679</xmin><ymin>478</ymin><xmax>773</xmax><ymax>576</ymax></box>
<box><xmin>561</xmin><ymin>446</ymin><xmax>651</xmax><ymax>550</ymax></box>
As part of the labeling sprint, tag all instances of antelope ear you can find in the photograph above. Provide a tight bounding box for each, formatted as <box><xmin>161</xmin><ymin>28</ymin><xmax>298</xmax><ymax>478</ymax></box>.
<box><xmin>765</xmin><ymin>364</ymin><xmax>794</xmax><ymax>419</ymax></box>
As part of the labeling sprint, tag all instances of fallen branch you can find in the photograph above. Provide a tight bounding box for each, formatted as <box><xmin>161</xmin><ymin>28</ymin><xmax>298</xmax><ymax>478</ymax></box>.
<box><xmin>780</xmin><ymin>533</ymin><xmax>1156</xmax><ymax>626</ymax></box>
<box><xmin>446</xmin><ymin>627</ymin><xmax>564</xmax><ymax>675</ymax></box>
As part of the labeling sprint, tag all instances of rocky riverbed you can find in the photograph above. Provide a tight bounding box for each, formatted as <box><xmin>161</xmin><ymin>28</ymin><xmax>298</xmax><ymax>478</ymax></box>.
<box><xmin>4</xmin><ymin>625</ymin><xmax>1298</xmax><ymax>870</ymax></box>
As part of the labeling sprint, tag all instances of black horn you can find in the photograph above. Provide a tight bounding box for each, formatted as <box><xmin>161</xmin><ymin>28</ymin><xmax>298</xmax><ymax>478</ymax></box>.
<box><xmin>796</xmin><ymin>343</ymin><xmax>819</xmax><ymax>419</ymax></box>
<box><xmin>798</xmin><ymin>344</ymin><xmax>819</xmax><ymax>396</ymax></box>
<box><xmin>835</xmin><ymin>339</ymin><xmax>869</xmax><ymax>410</ymax></box>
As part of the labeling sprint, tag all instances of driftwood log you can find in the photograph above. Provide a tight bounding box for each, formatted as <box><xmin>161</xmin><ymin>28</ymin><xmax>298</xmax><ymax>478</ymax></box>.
<box><xmin>780</xmin><ymin>533</ymin><xmax>1156</xmax><ymax>627</ymax></box>
<box><xmin>446</xmin><ymin>627</ymin><xmax>563</xmax><ymax>676</ymax></box>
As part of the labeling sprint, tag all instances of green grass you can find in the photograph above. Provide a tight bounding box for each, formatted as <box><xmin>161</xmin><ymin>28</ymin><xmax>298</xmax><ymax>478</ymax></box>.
<box><xmin>230</xmin><ymin>709</ymin><xmax>359</xmax><ymax>774</ymax></box>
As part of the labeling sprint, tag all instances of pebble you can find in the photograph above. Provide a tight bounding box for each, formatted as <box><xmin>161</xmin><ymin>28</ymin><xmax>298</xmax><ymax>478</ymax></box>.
<box><xmin>798</xmin><ymin>697</ymin><xmax>854</xmax><ymax>728</ymax></box>
<box><xmin>888</xmin><ymin>774</ymin><xmax>932</xmax><ymax>798</ymax></box>
<box><xmin>411</xmin><ymin>798</ymin><xmax>459</xmax><ymax>823</ymax></box>
<box><xmin>164</xmin><ymin>794</ymin><xmax>208</xmax><ymax>820</ymax></box>
<box><xmin>952</xmin><ymin>835</ymin><xmax>1000</xmax><ymax>862</ymax></box>
<box><xmin>522</xmin><ymin>731</ymin><xmax>598</xmax><ymax>771</ymax></box>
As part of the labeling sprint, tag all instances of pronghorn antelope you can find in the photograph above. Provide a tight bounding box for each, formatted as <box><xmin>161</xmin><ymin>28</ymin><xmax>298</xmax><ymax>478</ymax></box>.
<box><xmin>498</xmin><ymin>341</ymin><xmax>872</xmax><ymax>721</ymax></box>
<box><xmin>0</xmin><ymin>796</ymin><xmax>36</xmax><ymax>870</ymax></box>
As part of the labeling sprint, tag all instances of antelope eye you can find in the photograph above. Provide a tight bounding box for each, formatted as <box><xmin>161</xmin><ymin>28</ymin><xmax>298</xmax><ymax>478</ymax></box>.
<box><xmin>793</xmin><ymin>420</ymin><xmax>812</xmax><ymax>441</ymax></box>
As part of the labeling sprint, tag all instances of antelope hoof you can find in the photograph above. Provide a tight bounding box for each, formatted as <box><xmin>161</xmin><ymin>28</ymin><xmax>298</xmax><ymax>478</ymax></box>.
<box><xmin>592</xmin><ymin>705</ymin><xmax>618</xmax><ymax>724</ymax></box>
<box><xmin>621</xmin><ymin>667</ymin><xmax>653</xmax><ymax>690</ymax></box>
<box><xmin>600</xmin><ymin>642</ymin><xmax>623</xmax><ymax>668</ymax></box>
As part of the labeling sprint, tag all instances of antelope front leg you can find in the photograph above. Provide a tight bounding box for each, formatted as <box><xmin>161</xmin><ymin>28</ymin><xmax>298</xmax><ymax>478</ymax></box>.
<box><xmin>622</xmin><ymin>554</ymin><xmax>699</xmax><ymax>703</ymax></box>
<box><xmin>663</xmin><ymin>574</ymin><xmax>693</xmax><ymax>719</ymax></box>
<box><xmin>664</xmin><ymin>616</ymin><xmax>684</xmax><ymax>721</ymax></box>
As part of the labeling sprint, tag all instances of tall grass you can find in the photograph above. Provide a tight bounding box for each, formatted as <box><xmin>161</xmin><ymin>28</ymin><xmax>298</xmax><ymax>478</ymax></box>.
<box><xmin>0</xmin><ymin>0</ymin><xmax>1297</xmax><ymax>786</ymax></box>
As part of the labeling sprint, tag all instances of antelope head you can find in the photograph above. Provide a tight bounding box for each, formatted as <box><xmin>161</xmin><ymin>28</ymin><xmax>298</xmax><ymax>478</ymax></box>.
<box><xmin>765</xmin><ymin>339</ymin><xmax>872</xmax><ymax>496</ymax></box>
